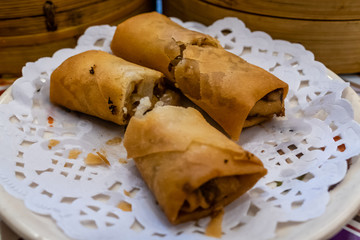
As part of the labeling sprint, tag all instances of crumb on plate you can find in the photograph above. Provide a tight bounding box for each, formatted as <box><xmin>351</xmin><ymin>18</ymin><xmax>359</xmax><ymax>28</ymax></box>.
<box><xmin>118</xmin><ymin>158</ymin><xmax>128</xmax><ymax>164</ymax></box>
<box><xmin>106</xmin><ymin>137</ymin><xmax>122</xmax><ymax>145</ymax></box>
<box><xmin>68</xmin><ymin>149</ymin><xmax>82</xmax><ymax>159</ymax></box>
<box><xmin>84</xmin><ymin>152</ymin><xmax>110</xmax><ymax>166</ymax></box>
<box><xmin>117</xmin><ymin>201</ymin><xmax>132</xmax><ymax>212</ymax></box>
<box><xmin>48</xmin><ymin>139</ymin><xmax>60</xmax><ymax>149</ymax></box>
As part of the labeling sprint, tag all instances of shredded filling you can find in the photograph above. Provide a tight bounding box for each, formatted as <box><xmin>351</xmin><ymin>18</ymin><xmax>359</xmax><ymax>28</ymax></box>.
<box><xmin>123</xmin><ymin>79</ymin><xmax>180</xmax><ymax>120</ymax></box>
<box><xmin>248</xmin><ymin>89</ymin><xmax>284</xmax><ymax>117</ymax></box>
<box><xmin>244</xmin><ymin>88</ymin><xmax>284</xmax><ymax>127</ymax></box>
<box><xmin>180</xmin><ymin>176</ymin><xmax>242</xmax><ymax>213</ymax></box>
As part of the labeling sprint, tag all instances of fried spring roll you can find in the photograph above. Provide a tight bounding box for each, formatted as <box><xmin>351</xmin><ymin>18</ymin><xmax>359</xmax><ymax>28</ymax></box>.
<box><xmin>123</xmin><ymin>106</ymin><xmax>267</xmax><ymax>224</ymax></box>
<box><xmin>50</xmin><ymin>50</ymin><xmax>179</xmax><ymax>124</ymax></box>
<box><xmin>111</xmin><ymin>12</ymin><xmax>289</xmax><ymax>139</ymax></box>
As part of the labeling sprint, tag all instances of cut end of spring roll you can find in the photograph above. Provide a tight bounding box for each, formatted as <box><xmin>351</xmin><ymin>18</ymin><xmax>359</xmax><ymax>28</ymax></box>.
<box><xmin>111</xmin><ymin>12</ymin><xmax>289</xmax><ymax>140</ymax></box>
<box><xmin>244</xmin><ymin>88</ymin><xmax>285</xmax><ymax>128</ymax></box>
<box><xmin>123</xmin><ymin>106</ymin><xmax>267</xmax><ymax>224</ymax></box>
<box><xmin>50</xmin><ymin>50</ymin><xmax>180</xmax><ymax>125</ymax></box>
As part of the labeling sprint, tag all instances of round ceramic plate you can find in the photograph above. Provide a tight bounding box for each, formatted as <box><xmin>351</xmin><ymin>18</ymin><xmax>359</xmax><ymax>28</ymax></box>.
<box><xmin>0</xmin><ymin>70</ymin><xmax>359</xmax><ymax>240</ymax></box>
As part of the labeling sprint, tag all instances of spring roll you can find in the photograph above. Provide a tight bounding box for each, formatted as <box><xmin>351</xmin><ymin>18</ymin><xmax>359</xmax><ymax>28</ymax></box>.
<box><xmin>50</xmin><ymin>50</ymin><xmax>179</xmax><ymax>125</ymax></box>
<box><xmin>111</xmin><ymin>12</ymin><xmax>289</xmax><ymax>139</ymax></box>
<box><xmin>123</xmin><ymin>106</ymin><xmax>267</xmax><ymax>224</ymax></box>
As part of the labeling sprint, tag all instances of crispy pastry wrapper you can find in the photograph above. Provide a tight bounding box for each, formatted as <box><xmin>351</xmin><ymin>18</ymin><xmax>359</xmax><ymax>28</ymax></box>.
<box><xmin>123</xmin><ymin>106</ymin><xmax>267</xmax><ymax>224</ymax></box>
<box><xmin>111</xmin><ymin>12</ymin><xmax>221</xmax><ymax>82</ymax></box>
<box><xmin>50</xmin><ymin>50</ymin><xmax>177</xmax><ymax>125</ymax></box>
<box><xmin>111</xmin><ymin>12</ymin><xmax>289</xmax><ymax>139</ymax></box>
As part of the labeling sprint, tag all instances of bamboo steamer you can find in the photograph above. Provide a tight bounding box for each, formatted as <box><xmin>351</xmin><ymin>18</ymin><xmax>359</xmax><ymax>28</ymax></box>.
<box><xmin>163</xmin><ymin>0</ymin><xmax>360</xmax><ymax>74</ymax></box>
<box><xmin>0</xmin><ymin>0</ymin><xmax>155</xmax><ymax>79</ymax></box>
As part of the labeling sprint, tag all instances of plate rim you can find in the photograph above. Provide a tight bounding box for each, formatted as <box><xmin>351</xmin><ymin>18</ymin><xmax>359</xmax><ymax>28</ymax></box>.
<box><xmin>276</xmin><ymin>70</ymin><xmax>360</xmax><ymax>240</ymax></box>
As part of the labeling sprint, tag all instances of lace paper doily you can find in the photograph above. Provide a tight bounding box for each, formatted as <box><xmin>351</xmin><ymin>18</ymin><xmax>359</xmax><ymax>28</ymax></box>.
<box><xmin>0</xmin><ymin>18</ymin><xmax>360</xmax><ymax>240</ymax></box>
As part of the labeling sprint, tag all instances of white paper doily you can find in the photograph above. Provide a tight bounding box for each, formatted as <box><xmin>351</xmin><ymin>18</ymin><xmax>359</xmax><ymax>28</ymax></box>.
<box><xmin>0</xmin><ymin>17</ymin><xmax>360</xmax><ymax>240</ymax></box>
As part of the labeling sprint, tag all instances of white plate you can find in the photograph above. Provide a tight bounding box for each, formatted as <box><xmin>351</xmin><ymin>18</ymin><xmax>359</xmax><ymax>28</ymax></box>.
<box><xmin>0</xmin><ymin>70</ymin><xmax>359</xmax><ymax>240</ymax></box>
<box><xmin>0</xmin><ymin>87</ymin><xmax>68</xmax><ymax>240</ymax></box>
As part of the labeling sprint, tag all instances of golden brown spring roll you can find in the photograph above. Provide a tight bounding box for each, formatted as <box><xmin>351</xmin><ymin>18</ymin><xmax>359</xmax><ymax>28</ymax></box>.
<box><xmin>123</xmin><ymin>106</ymin><xmax>267</xmax><ymax>224</ymax></box>
<box><xmin>111</xmin><ymin>12</ymin><xmax>289</xmax><ymax>139</ymax></box>
<box><xmin>50</xmin><ymin>50</ymin><xmax>179</xmax><ymax>125</ymax></box>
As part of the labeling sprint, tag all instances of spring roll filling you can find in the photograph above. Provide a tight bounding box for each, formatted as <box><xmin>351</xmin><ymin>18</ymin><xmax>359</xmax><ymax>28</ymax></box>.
<box><xmin>123</xmin><ymin>78</ymin><xmax>164</xmax><ymax>120</ymax></box>
<box><xmin>244</xmin><ymin>88</ymin><xmax>285</xmax><ymax>127</ymax></box>
<box><xmin>123</xmin><ymin>77</ymin><xmax>182</xmax><ymax>120</ymax></box>
<box><xmin>180</xmin><ymin>176</ymin><xmax>242</xmax><ymax>213</ymax></box>
<box><xmin>248</xmin><ymin>89</ymin><xmax>284</xmax><ymax>117</ymax></box>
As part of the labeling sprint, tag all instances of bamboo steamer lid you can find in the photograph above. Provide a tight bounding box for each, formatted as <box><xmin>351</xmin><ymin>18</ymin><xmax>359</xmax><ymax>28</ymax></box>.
<box><xmin>163</xmin><ymin>0</ymin><xmax>360</xmax><ymax>74</ymax></box>
<box><xmin>201</xmin><ymin>0</ymin><xmax>360</xmax><ymax>20</ymax></box>
<box><xmin>0</xmin><ymin>0</ymin><xmax>155</xmax><ymax>79</ymax></box>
